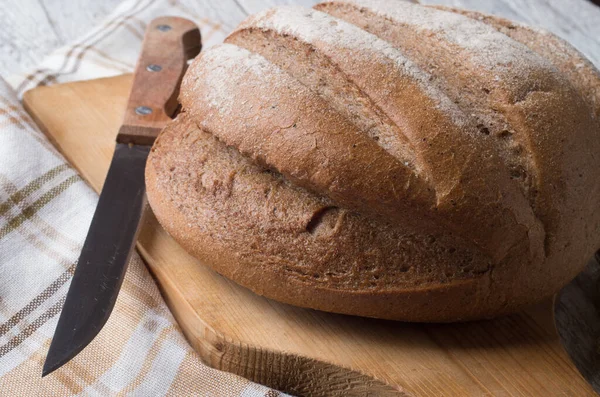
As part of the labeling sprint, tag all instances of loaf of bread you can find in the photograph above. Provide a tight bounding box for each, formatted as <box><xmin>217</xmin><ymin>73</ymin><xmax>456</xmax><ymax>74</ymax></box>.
<box><xmin>145</xmin><ymin>0</ymin><xmax>600</xmax><ymax>321</ymax></box>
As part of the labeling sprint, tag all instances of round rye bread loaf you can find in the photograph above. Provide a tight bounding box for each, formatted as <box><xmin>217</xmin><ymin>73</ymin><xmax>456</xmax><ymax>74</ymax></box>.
<box><xmin>145</xmin><ymin>0</ymin><xmax>600</xmax><ymax>322</ymax></box>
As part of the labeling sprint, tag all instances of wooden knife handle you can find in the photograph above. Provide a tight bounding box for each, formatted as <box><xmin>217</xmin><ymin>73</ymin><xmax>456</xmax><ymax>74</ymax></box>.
<box><xmin>117</xmin><ymin>17</ymin><xmax>201</xmax><ymax>145</ymax></box>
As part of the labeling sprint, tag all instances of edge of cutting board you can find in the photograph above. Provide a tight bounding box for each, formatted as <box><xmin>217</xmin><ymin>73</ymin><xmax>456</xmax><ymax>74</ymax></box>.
<box><xmin>23</xmin><ymin>74</ymin><xmax>596</xmax><ymax>397</ymax></box>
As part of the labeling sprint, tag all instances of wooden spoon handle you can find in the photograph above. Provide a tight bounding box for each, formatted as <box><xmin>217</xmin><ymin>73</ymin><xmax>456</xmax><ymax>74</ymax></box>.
<box><xmin>117</xmin><ymin>16</ymin><xmax>201</xmax><ymax>145</ymax></box>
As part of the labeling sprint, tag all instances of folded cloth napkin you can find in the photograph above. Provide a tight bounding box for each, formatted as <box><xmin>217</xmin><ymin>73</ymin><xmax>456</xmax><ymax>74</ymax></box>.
<box><xmin>0</xmin><ymin>0</ymin><xmax>296</xmax><ymax>395</ymax></box>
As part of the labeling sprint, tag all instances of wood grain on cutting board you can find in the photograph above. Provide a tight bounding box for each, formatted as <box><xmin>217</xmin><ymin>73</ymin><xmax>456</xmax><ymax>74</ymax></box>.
<box><xmin>23</xmin><ymin>74</ymin><xmax>595</xmax><ymax>396</ymax></box>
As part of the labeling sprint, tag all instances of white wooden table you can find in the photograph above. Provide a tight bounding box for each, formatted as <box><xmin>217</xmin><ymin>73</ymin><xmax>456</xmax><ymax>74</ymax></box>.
<box><xmin>1</xmin><ymin>0</ymin><xmax>600</xmax><ymax>78</ymax></box>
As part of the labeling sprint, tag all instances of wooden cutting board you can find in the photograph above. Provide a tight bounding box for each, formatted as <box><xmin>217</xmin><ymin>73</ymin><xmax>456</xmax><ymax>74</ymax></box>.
<box><xmin>23</xmin><ymin>74</ymin><xmax>595</xmax><ymax>396</ymax></box>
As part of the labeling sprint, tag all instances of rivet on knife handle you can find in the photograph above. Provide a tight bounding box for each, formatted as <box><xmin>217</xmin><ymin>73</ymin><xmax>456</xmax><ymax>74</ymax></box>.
<box><xmin>117</xmin><ymin>17</ymin><xmax>201</xmax><ymax>145</ymax></box>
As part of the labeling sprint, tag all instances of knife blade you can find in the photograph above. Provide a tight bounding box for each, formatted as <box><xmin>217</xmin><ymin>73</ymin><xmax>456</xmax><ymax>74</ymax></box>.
<box><xmin>554</xmin><ymin>253</ymin><xmax>600</xmax><ymax>393</ymax></box>
<box><xmin>42</xmin><ymin>17</ymin><xmax>201</xmax><ymax>377</ymax></box>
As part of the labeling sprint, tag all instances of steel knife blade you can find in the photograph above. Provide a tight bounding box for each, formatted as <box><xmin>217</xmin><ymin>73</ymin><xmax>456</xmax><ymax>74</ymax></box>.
<box><xmin>42</xmin><ymin>17</ymin><xmax>201</xmax><ymax>377</ymax></box>
<box><xmin>554</xmin><ymin>253</ymin><xmax>600</xmax><ymax>393</ymax></box>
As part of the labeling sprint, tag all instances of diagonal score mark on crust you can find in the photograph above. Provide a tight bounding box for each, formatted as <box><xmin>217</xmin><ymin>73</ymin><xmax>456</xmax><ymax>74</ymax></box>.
<box><xmin>312</xmin><ymin>1</ymin><xmax>542</xmax><ymax>194</ymax></box>
<box><xmin>228</xmin><ymin>6</ymin><xmax>470</xmax><ymax>167</ymax></box>
<box><xmin>310</xmin><ymin>1</ymin><xmax>541</xmax><ymax>206</ymax></box>
<box><xmin>316</xmin><ymin>0</ymin><xmax>600</xmax><ymax>266</ymax></box>
<box><xmin>217</xmin><ymin>6</ymin><xmax>543</xmax><ymax>262</ymax></box>
<box><xmin>433</xmin><ymin>5</ymin><xmax>600</xmax><ymax>120</ymax></box>
<box><xmin>180</xmin><ymin>11</ymin><xmax>550</xmax><ymax>263</ymax></box>
<box><xmin>147</xmin><ymin>113</ymin><xmax>494</xmax><ymax>300</ymax></box>
<box><xmin>325</xmin><ymin>0</ymin><xmax>547</xmax><ymax>198</ymax></box>
<box><xmin>226</xmin><ymin>5</ymin><xmax>483</xmax><ymax>204</ymax></box>
<box><xmin>228</xmin><ymin>25</ymin><xmax>420</xmax><ymax>169</ymax></box>
<box><xmin>335</xmin><ymin>0</ymin><xmax>551</xmax><ymax>71</ymax></box>
<box><xmin>227</xmin><ymin>21</ymin><xmax>421</xmax><ymax>171</ymax></box>
<box><xmin>313</xmin><ymin>0</ymin><xmax>556</xmax><ymax>258</ymax></box>
<box><xmin>180</xmin><ymin>43</ymin><xmax>444</xmax><ymax>239</ymax></box>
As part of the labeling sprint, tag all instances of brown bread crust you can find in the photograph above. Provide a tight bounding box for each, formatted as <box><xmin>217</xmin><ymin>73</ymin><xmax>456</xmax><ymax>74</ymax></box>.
<box><xmin>147</xmin><ymin>114</ymin><xmax>493</xmax><ymax>321</ymax></box>
<box><xmin>432</xmin><ymin>5</ymin><xmax>600</xmax><ymax>119</ymax></box>
<box><xmin>146</xmin><ymin>1</ymin><xmax>600</xmax><ymax>321</ymax></box>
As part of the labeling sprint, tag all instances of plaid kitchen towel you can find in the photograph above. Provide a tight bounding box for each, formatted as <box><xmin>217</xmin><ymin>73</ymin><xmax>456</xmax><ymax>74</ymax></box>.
<box><xmin>0</xmin><ymin>0</ymin><xmax>309</xmax><ymax>395</ymax></box>
<box><xmin>0</xmin><ymin>63</ymin><xmax>285</xmax><ymax>397</ymax></box>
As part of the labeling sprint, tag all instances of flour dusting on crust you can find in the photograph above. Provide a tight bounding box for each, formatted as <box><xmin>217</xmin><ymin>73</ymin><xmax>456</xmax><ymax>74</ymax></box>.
<box><xmin>243</xmin><ymin>6</ymin><xmax>467</xmax><ymax>127</ymax></box>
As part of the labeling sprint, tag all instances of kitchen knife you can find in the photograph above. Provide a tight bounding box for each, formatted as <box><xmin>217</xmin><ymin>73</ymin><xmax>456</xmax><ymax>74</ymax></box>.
<box><xmin>554</xmin><ymin>253</ymin><xmax>600</xmax><ymax>393</ymax></box>
<box><xmin>42</xmin><ymin>17</ymin><xmax>201</xmax><ymax>377</ymax></box>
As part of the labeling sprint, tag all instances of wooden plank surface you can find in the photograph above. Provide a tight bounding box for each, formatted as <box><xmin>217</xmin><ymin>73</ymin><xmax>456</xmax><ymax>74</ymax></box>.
<box><xmin>0</xmin><ymin>0</ymin><xmax>122</xmax><ymax>75</ymax></box>
<box><xmin>22</xmin><ymin>74</ymin><xmax>596</xmax><ymax>396</ymax></box>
